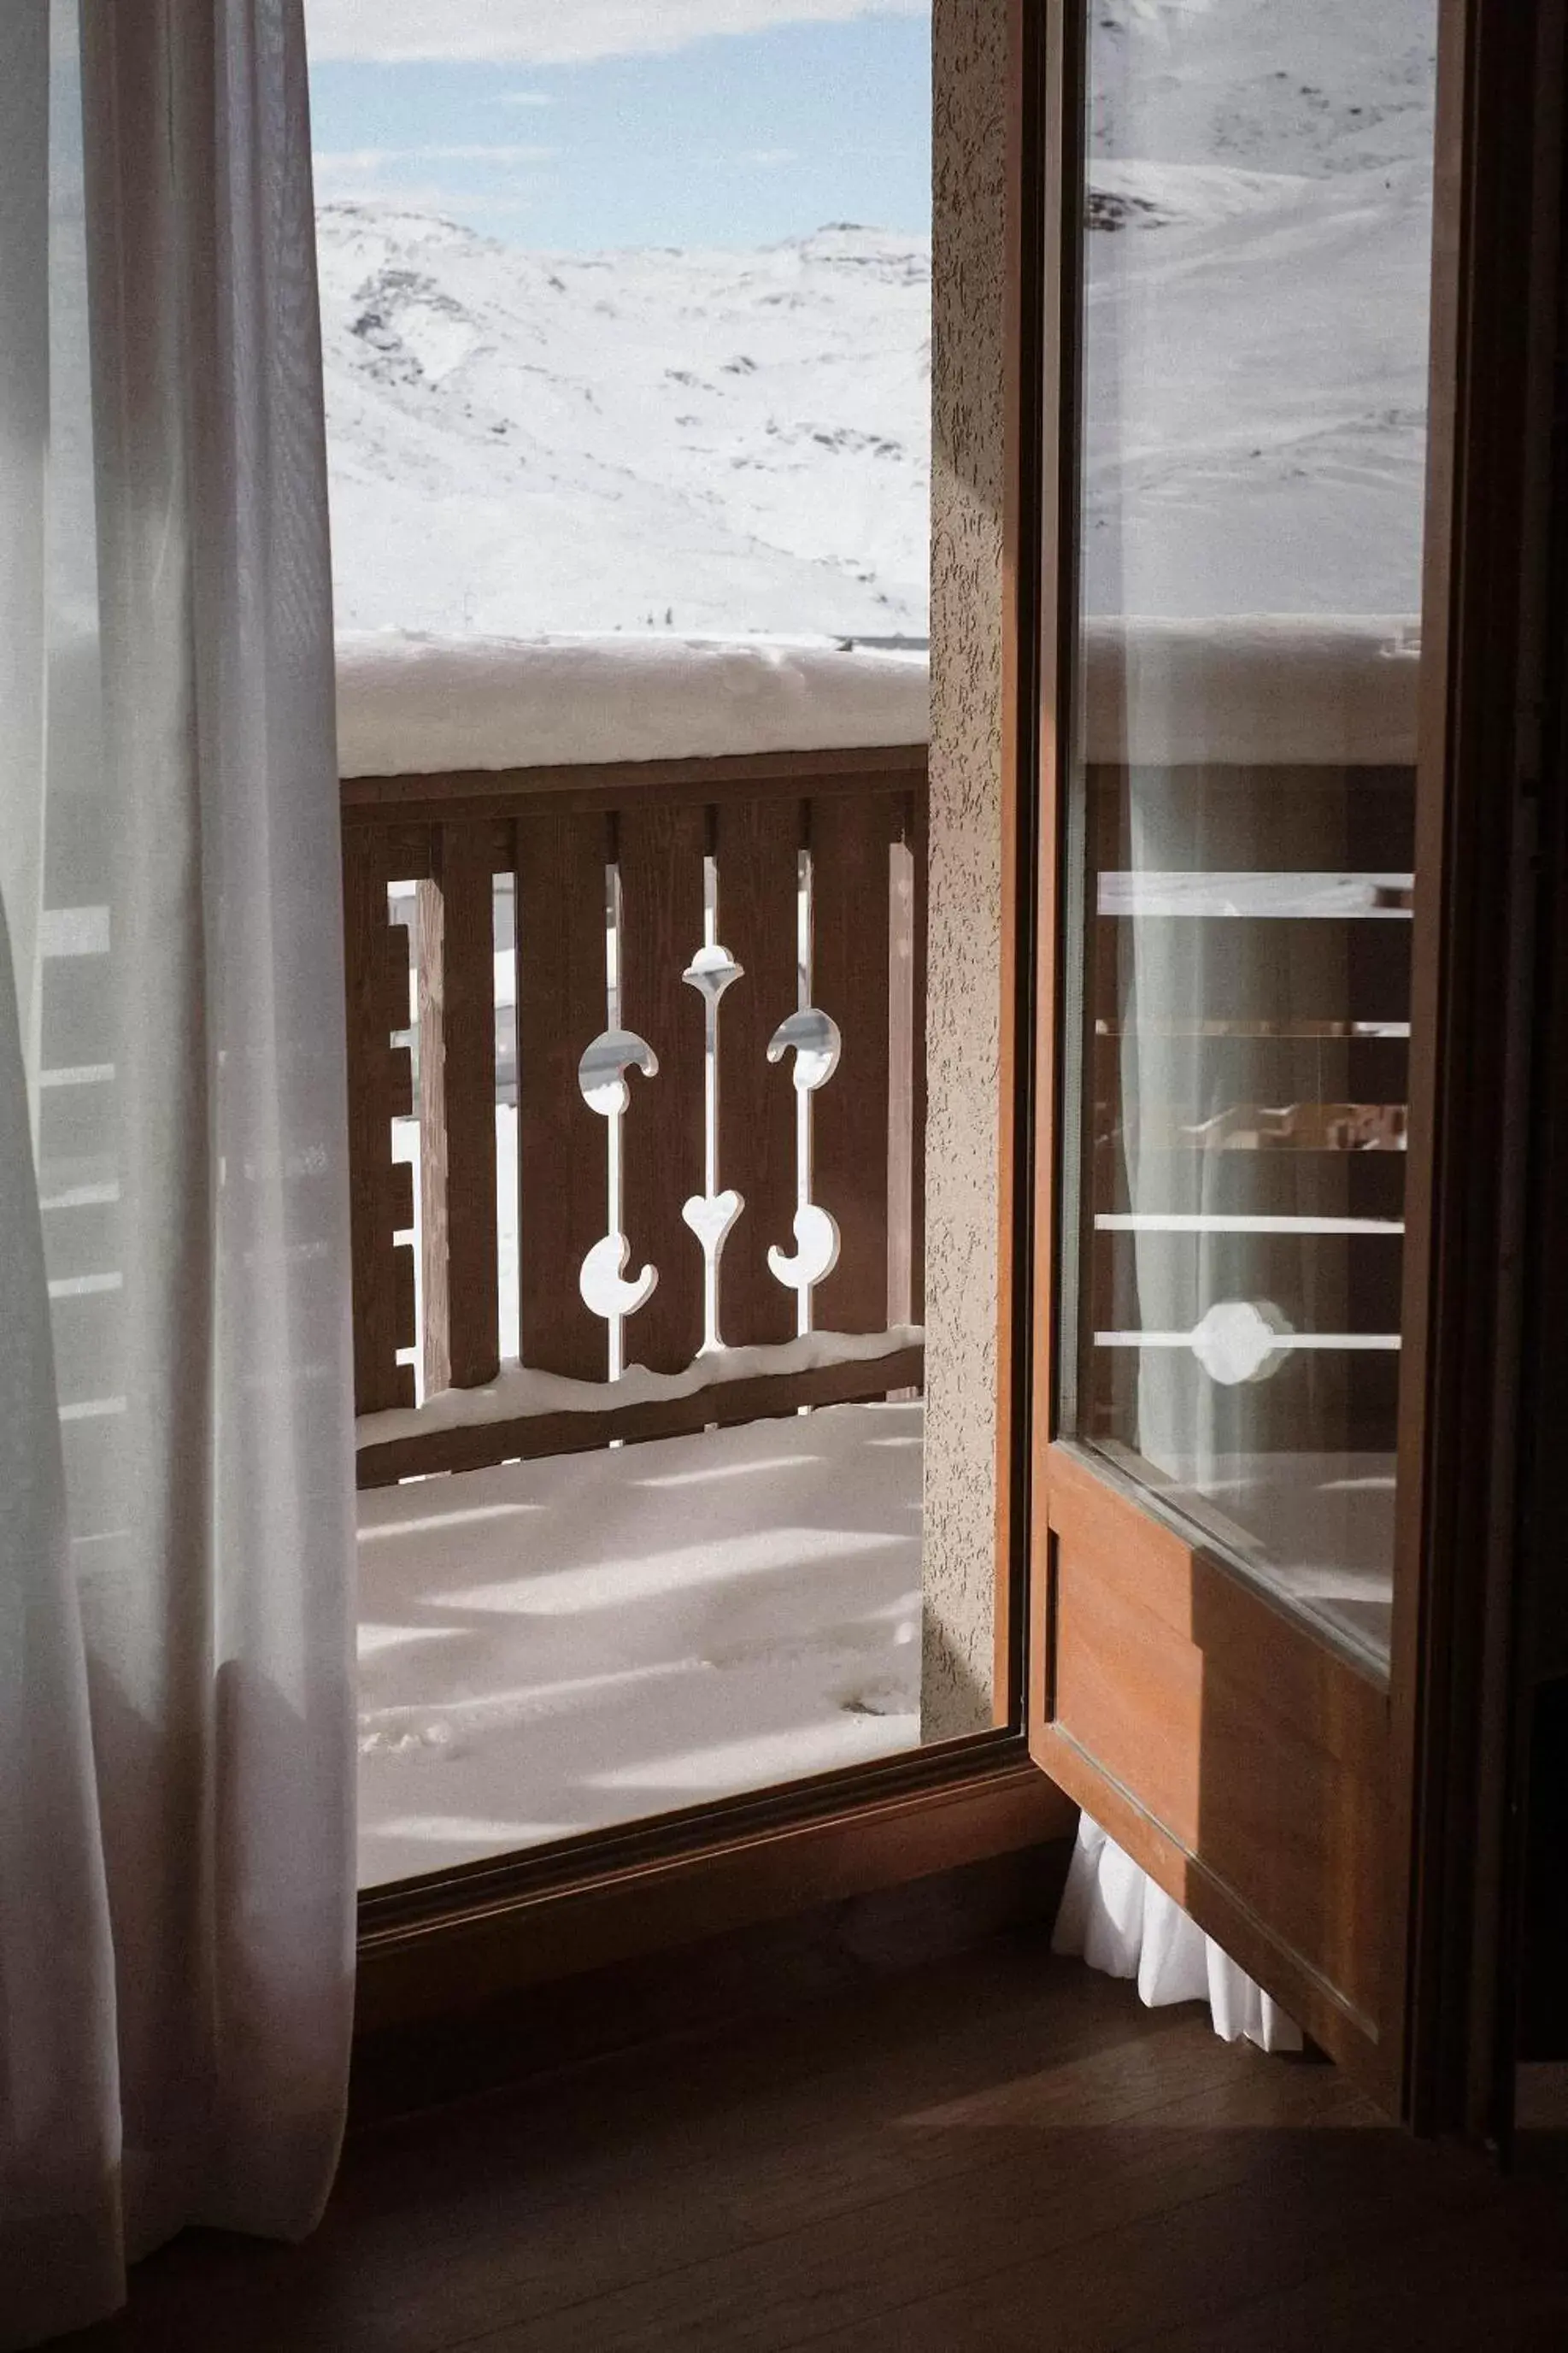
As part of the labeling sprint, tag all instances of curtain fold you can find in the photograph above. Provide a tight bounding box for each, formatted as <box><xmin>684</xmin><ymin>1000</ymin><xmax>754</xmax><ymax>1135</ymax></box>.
<box><xmin>1053</xmin><ymin>1815</ymin><xmax>1301</xmax><ymax>2056</ymax></box>
<box><xmin>0</xmin><ymin>4</ymin><xmax>355</xmax><ymax>2342</ymax></box>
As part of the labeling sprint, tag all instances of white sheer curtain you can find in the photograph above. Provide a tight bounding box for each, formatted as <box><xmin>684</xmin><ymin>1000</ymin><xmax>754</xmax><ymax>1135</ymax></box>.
<box><xmin>1053</xmin><ymin>1816</ymin><xmax>1301</xmax><ymax>2055</ymax></box>
<box><xmin>0</xmin><ymin>4</ymin><xmax>355</xmax><ymax>2343</ymax></box>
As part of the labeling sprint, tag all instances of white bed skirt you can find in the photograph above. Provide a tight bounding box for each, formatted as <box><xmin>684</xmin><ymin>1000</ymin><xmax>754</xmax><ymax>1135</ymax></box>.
<box><xmin>1052</xmin><ymin>1815</ymin><xmax>1302</xmax><ymax>2055</ymax></box>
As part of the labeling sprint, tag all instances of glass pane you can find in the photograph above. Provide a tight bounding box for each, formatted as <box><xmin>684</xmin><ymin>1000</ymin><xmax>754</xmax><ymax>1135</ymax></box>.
<box><xmin>1067</xmin><ymin>3</ymin><xmax>1440</xmax><ymax>1676</ymax></box>
<box><xmin>304</xmin><ymin>7</ymin><xmax>1021</xmax><ymax>1894</ymax></box>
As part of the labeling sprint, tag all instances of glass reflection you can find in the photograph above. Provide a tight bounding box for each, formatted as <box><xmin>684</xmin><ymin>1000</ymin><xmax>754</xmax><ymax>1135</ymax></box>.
<box><xmin>1071</xmin><ymin>1</ymin><xmax>1439</xmax><ymax>1674</ymax></box>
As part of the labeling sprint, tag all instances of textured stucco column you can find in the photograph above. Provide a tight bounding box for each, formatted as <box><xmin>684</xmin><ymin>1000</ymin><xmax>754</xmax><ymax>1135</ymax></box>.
<box><xmin>921</xmin><ymin>0</ymin><xmax>1010</xmax><ymax>1738</ymax></box>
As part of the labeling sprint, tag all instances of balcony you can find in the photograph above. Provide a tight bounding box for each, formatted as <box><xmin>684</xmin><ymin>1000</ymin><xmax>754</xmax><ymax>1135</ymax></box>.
<box><xmin>341</xmin><ymin>638</ymin><xmax>929</xmax><ymax>1886</ymax></box>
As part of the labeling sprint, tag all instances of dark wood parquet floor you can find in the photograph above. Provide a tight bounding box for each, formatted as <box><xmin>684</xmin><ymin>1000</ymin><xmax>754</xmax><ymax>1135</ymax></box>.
<box><xmin>62</xmin><ymin>1928</ymin><xmax>1568</xmax><ymax>2351</ymax></box>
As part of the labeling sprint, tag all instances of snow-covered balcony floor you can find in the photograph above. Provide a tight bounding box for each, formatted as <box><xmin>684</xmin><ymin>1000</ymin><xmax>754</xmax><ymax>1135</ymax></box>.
<box><xmin>356</xmin><ymin>1399</ymin><xmax>923</xmax><ymax>1888</ymax></box>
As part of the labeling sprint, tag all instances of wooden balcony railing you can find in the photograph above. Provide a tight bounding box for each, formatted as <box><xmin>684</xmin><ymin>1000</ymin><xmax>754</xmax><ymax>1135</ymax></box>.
<box><xmin>343</xmin><ymin>744</ymin><xmax>926</xmax><ymax>1487</ymax></box>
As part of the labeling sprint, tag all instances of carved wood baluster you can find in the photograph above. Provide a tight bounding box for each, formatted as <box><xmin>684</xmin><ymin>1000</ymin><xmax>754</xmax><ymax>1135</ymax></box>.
<box><xmin>516</xmin><ymin>809</ymin><xmax>612</xmax><ymax>1381</ymax></box>
<box><xmin>906</xmin><ymin>786</ymin><xmax>929</xmax><ymax>1327</ymax></box>
<box><xmin>617</xmin><ymin>803</ymin><xmax>707</xmax><ymax>1373</ymax></box>
<box><xmin>807</xmin><ymin>789</ymin><xmax>897</xmax><ymax>1333</ymax></box>
<box><xmin>714</xmin><ymin>796</ymin><xmax>801</xmax><ymax>1348</ymax></box>
<box><xmin>418</xmin><ymin>821</ymin><xmax>504</xmax><ymax>1396</ymax></box>
<box><xmin>343</xmin><ymin>822</ymin><xmax>421</xmax><ymax>1413</ymax></box>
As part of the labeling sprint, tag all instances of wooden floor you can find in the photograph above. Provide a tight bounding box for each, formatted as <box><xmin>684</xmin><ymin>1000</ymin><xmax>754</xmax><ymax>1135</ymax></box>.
<box><xmin>68</xmin><ymin>1928</ymin><xmax>1568</xmax><ymax>2350</ymax></box>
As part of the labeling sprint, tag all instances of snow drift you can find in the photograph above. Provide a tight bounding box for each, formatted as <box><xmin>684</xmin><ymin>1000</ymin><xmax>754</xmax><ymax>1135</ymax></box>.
<box><xmin>336</xmin><ymin>619</ymin><xmax>1418</xmax><ymax>774</ymax></box>
<box><xmin>336</xmin><ymin>631</ymin><xmax>930</xmax><ymax>774</ymax></box>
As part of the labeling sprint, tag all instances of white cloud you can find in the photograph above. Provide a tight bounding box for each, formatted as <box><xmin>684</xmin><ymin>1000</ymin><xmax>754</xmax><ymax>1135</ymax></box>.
<box><xmin>303</xmin><ymin>0</ymin><xmax>925</xmax><ymax>66</ymax></box>
<box><xmin>314</xmin><ymin>144</ymin><xmax>557</xmax><ymax>169</ymax></box>
<box><xmin>720</xmin><ymin>147</ymin><xmax>801</xmax><ymax>168</ymax></box>
<box><xmin>314</xmin><ymin>177</ymin><xmax>540</xmax><ymax>220</ymax></box>
<box><xmin>314</xmin><ymin>178</ymin><xmax>470</xmax><ymax>211</ymax></box>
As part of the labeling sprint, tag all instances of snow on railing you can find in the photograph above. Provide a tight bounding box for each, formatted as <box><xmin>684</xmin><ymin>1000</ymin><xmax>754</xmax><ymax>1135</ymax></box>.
<box><xmin>336</xmin><ymin>632</ymin><xmax>931</xmax><ymax>778</ymax></box>
<box><xmin>335</xmin><ymin>617</ymin><xmax>1418</xmax><ymax>779</ymax></box>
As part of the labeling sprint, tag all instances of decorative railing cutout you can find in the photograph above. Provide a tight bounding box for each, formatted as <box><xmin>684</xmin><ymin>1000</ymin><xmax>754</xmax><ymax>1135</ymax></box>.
<box><xmin>684</xmin><ymin>1188</ymin><xmax>743</xmax><ymax>1264</ymax></box>
<box><xmin>767</xmin><ymin>1203</ymin><xmax>840</xmax><ymax>1293</ymax></box>
<box><xmin>577</xmin><ymin>1026</ymin><xmax>658</xmax><ymax>1325</ymax></box>
<box><xmin>578</xmin><ymin>1026</ymin><xmax>657</xmax><ymax>1116</ymax></box>
<box><xmin>682</xmin><ymin>935</ymin><xmax>744</xmax><ymax>1350</ymax></box>
<box><xmin>682</xmin><ymin>942</ymin><xmax>743</xmax><ymax>1009</ymax></box>
<box><xmin>767</xmin><ymin>1006</ymin><xmax>840</xmax><ymax>1091</ymax></box>
<box><xmin>766</xmin><ymin>1008</ymin><xmax>842</xmax><ymax>1311</ymax></box>
<box><xmin>578</xmin><ymin>1232</ymin><xmax>657</xmax><ymax>1321</ymax></box>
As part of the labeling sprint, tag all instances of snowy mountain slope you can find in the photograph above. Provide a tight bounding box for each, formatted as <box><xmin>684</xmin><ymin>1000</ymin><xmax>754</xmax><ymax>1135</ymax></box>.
<box><xmin>317</xmin><ymin>208</ymin><xmax>931</xmax><ymax>638</ymax></box>
<box><xmin>316</xmin><ymin>3</ymin><xmax>1439</xmax><ymax>639</ymax></box>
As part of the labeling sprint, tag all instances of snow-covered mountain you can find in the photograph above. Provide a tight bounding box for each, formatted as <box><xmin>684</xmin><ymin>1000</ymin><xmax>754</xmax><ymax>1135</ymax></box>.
<box><xmin>316</xmin><ymin>0</ymin><xmax>1438</xmax><ymax>639</ymax></box>
<box><xmin>316</xmin><ymin>210</ymin><xmax>931</xmax><ymax>640</ymax></box>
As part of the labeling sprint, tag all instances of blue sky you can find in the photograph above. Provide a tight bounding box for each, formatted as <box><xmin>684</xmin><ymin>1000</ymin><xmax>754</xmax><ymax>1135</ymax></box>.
<box><xmin>306</xmin><ymin>8</ymin><xmax>931</xmax><ymax>251</ymax></box>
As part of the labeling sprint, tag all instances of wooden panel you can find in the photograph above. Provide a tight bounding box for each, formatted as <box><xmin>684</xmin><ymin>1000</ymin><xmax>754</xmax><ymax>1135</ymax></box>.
<box><xmin>355</xmin><ymin>1751</ymin><xmax>1068</xmax><ymax>2027</ymax></box>
<box><xmin>1042</xmin><ymin>1441</ymin><xmax>1389</xmax><ymax>2033</ymax></box>
<box><xmin>1088</xmin><ymin>1231</ymin><xmax>1406</xmax><ymax>1335</ymax></box>
<box><xmin>1085</xmin><ymin>762</ymin><xmax>1418</xmax><ymax>870</ymax></box>
<box><xmin>1091</xmin><ymin>1032</ymin><xmax>1410</xmax><ymax>1112</ymax></box>
<box><xmin>516</xmin><ymin>810</ymin><xmax>611</xmax><ymax>1381</ymax></box>
<box><xmin>391</xmin><ymin>1241</ymin><xmax>417</xmax><ymax>1351</ymax></box>
<box><xmin>418</xmin><ymin>827</ymin><xmax>501</xmax><ymax>1394</ymax></box>
<box><xmin>714</xmin><ymin>795</ymin><xmax>801</xmax><ymax>1347</ymax></box>
<box><xmin>1046</xmin><ymin>1446</ymin><xmax>1386</xmax><ymax>1754</ymax></box>
<box><xmin>343</xmin><ymin>826</ymin><xmax>415</xmax><ymax>1414</ymax></box>
<box><xmin>907</xmin><ymin>788</ymin><xmax>929</xmax><ymax>1327</ymax></box>
<box><xmin>618</xmin><ymin>803</ymin><xmax>708</xmax><ymax>1373</ymax></box>
<box><xmin>376</xmin><ymin>821</ymin><xmax>435</xmax><ymax>882</ymax></box>
<box><xmin>1084</xmin><ymin>1346</ymin><xmax>1401</xmax><ymax>1462</ymax></box>
<box><xmin>381</xmin><ymin>923</ymin><xmax>412</xmax><ymax>1031</ymax></box>
<box><xmin>387</xmin><ymin>1157</ymin><xmax>414</xmax><ymax>1232</ymax></box>
<box><xmin>357</xmin><ymin>1344</ymin><xmax>925</xmax><ymax>1486</ymax></box>
<box><xmin>1097</xmin><ymin>916</ymin><xmax>1414</xmax><ymax>1026</ymax></box>
<box><xmin>352</xmin><ymin>1844</ymin><xmax>1075</xmax><ymax>2110</ymax></box>
<box><xmin>342</xmin><ymin>743</ymin><xmax>925</xmax><ymax>822</ymax></box>
<box><xmin>1101</xmin><ymin>1146</ymin><xmax>1407</xmax><ymax>1222</ymax></box>
<box><xmin>810</xmin><ymin>790</ymin><xmax>897</xmax><ymax>1333</ymax></box>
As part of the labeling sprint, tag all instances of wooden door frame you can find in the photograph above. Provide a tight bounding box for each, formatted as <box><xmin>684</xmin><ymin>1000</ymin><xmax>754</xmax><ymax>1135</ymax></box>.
<box><xmin>1387</xmin><ymin>0</ymin><xmax>1568</xmax><ymax>2138</ymax></box>
<box><xmin>1506</xmin><ymin>59</ymin><xmax>1568</xmax><ymax>2105</ymax></box>
<box><xmin>1021</xmin><ymin>0</ymin><xmax>1567</xmax><ymax>2127</ymax></box>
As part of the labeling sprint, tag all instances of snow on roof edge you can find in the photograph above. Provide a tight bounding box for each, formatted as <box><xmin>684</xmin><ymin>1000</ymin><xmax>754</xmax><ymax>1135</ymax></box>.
<box><xmin>334</xmin><ymin>619</ymin><xmax>1420</xmax><ymax>779</ymax></box>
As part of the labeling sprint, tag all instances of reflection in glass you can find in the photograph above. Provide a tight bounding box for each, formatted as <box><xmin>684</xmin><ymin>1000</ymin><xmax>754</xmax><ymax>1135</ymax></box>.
<box><xmin>1070</xmin><ymin>3</ymin><xmax>1439</xmax><ymax>1674</ymax></box>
